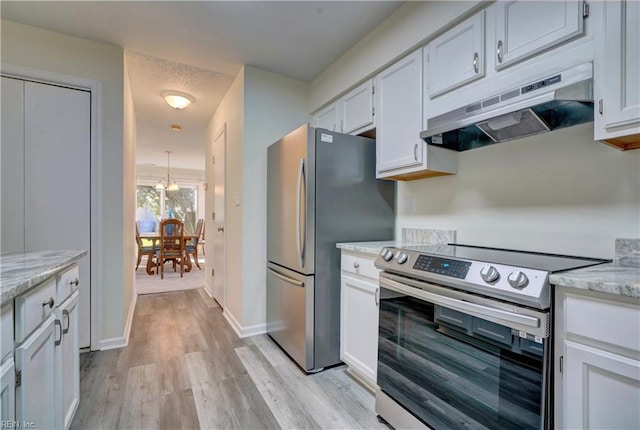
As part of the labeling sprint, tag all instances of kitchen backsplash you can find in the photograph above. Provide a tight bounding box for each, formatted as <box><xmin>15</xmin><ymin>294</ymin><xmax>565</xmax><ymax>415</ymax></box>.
<box><xmin>615</xmin><ymin>238</ymin><xmax>640</xmax><ymax>265</ymax></box>
<box><xmin>402</xmin><ymin>228</ymin><xmax>456</xmax><ymax>244</ymax></box>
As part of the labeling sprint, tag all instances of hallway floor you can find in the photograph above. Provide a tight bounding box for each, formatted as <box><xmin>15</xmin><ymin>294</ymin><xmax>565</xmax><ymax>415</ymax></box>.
<box><xmin>71</xmin><ymin>289</ymin><xmax>386</xmax><ymax>429</ymax></box>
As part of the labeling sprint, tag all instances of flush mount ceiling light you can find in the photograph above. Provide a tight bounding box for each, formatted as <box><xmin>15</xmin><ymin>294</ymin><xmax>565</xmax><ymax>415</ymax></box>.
<box><xmin>161</xmin><ymin>90</ymin><xmax>195</xmax><ymax>110</ymax></box>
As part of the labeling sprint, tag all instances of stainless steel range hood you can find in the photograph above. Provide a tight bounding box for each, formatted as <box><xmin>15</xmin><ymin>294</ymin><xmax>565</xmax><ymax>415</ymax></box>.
<box><xmin>421</xmin><ymin>63</ymin><xmax>594</xmax><ymax>151</ymax></box>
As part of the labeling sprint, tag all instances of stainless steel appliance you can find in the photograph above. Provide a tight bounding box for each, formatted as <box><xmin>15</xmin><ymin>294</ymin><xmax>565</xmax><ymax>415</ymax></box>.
<box><xmin>267</xmin><ymin>124</ymin><xmax>395</xmax><ymax>373</ymax></box>
<box><xmin>421</xmin><ymin>62</ymin><xmax>593</xmax><ymax>151</ymax></box>
<box><xmin>374</xmin><ymin>244</ymin><xmax>608</xmax><ymax>430</ymax></box>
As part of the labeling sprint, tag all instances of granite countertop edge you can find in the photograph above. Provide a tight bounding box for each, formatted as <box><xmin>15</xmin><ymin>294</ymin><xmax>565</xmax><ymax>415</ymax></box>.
<box><xmin>336</xmin><ymin>241</ymin><xmax>411</xmax><ymax>256</ymax></box>
<box><xmin>550</xmin><ymin>262</ymin><xmax>640</xmax><ymax>299</ymax></box>
<box><xmin>1</xmin><ymin>250</ymin><xmax>88</xmax><ymax>306</ymax></box>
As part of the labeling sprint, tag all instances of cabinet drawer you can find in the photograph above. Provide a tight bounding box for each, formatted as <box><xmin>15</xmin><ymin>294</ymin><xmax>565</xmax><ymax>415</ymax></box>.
<box><xmin>57</xmin><ymin>264</ymin><xmax>79</xmax><ymax>303</ymax></box>
<box><xmin>565</xmin><ymin>293</ymin><xmax>640</xmax><ymax>352</ymax></box>
<box><xmin>1</xmin><ymin>304</ymin><xmax>13</xmax><ymax>362</ymax></box>
<box><xmin>14</xmin><ymin>277</ymin><xmax>57</xmax><ymax>344</ymax></box>
<box><xmin>341</xmin><ymin>253</ymin><xmax>379</xmax><ymax>280</ymax></box>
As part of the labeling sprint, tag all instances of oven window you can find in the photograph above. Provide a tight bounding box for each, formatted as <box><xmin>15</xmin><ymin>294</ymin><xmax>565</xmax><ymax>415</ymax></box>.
<box><xmin>378</xmin><ymin>290</ymin><xmax>545</xmax><ymax>430</ymax></box>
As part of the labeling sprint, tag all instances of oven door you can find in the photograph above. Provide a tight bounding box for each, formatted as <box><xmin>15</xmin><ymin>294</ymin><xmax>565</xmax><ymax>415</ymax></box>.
<box><xmin>376</xmin><ymin>273</ymin><xmax>551</xmax><ymax>430</ymax></box>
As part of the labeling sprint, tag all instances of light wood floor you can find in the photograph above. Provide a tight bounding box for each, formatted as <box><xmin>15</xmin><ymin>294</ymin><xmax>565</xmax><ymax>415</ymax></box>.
<box><xmin>71</xmin><ymin>288</ymin><xmax>387</xmax><ymax>430</ymax></box>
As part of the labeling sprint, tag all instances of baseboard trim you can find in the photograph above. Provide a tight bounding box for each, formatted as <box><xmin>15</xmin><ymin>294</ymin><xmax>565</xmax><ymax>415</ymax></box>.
<box><xmin>222</xmin><ymin>309</ymin><xmax>267</xmax><ymax>338</ymax></box>
<box><xmin>203</xmin><ymin>283</ymin><xmax>213</xmax><ymax>298</ymax></box>
<box><xmin>99</xmin><ymin>292</ymin><xmax>137</xmax><ymax>351</ymax></box>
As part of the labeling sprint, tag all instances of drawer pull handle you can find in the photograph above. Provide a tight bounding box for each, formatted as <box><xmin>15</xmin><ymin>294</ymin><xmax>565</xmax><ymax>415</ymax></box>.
<box><xmin>42</xmin><ymin>297</ymin><xmax>55</xmax><ymax>309</ymax></box>
<box><xmin>55</xmin><ymin>319</ymin><xmax>62</xmax><ymax>347</ymax></box>
<box><xmin>353</xmin><ymin>262</ymin><xmax>360</xmax><ymax>269</ymax></box>
<box><xmin>375</xmin><ymin>288</ymin><xmax>379</xmax><ymax>306</ymax></box>
<box><xmin>70</xmin><ymin>278</ymin><xmax>79</xmax><ymax>287</ymax></box>
<box><xmin>63</xmin><ymin>309</ymin><xmax>70</xmax><ymax>334</ymax></box>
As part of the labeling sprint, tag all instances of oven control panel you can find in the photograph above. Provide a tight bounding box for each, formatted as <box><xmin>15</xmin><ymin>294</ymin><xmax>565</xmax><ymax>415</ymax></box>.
<box><xmin>412</xmin><ymin>255</ymin><xmax>471</xmax><ymax>279</ymax></box>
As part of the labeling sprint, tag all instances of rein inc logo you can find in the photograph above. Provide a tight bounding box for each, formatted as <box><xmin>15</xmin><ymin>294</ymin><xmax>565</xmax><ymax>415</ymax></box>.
<box><xmin>1</xmin><ymin>422</ymin><xmax>35</xmax><ymax>429</ymax></box>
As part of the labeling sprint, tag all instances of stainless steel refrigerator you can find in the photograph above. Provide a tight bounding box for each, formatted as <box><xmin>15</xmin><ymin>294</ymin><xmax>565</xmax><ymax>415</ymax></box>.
<box><xmin>267</xmin><ymin>124</ymin><xmax>395</xmax><ymax>372</ymax></box>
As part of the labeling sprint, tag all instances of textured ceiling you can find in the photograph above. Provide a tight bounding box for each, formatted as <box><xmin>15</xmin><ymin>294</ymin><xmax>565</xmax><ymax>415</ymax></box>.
<box><xmin>1</xmin><ymin>1</ymin><xmax>404</xmax><ymax>171</ymax></box>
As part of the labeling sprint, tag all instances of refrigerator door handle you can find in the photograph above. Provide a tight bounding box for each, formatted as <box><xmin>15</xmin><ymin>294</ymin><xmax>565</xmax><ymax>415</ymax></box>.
<box><xmin>296</xmin><ymin>157</ymin><xmax>306</xmax><ymax>268</ymax></box>
<box><xmin>267</xmin><ymin>267</ymin><xmax>305</xmax><ymax>287</ymax></box>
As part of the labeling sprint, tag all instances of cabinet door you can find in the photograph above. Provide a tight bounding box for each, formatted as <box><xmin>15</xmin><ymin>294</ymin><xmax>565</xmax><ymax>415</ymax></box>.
<box><xmin>376</xmin><ymin>50</ymin><xmax>424</xmax><ymax>175</ymax></box>
<box><xmin>598</xmin><ymin>0</ymin><xmax>640</xmax><ymax>139</ymax></box>
<box><xmin>340</xmin><ymin>80</ymin><xmax>375</xmax><ymax>134</ymax></box>
<box><xmin>495</xmin><ymin>0</ymin><xmax>584</xmax><ymax>70</ymax></box>
<box><xmin>427</xmin><ymin>11</ymin><xmax>485</xmax><ymax>97</ymax></box>
<box><xmin>564</xmin><ymin>340</ymin><xmax>640</xmax><ymax>429</ymax></box>
<box><xmin>340</xmin><ymin>274</ymin><xmax>379</xmax><ymax>385</ymax></box>
<box><xmin>24</xmin><ymin>81</ymin><xmax>91</xmax><ymax>349</ymax></box>
<box><xmin>56</xmin><ymin>291</ymin><xmax>80</xmax><ymax>430</ymax></box>
<box><xmin>0</xmin><ymin>77</ymin><xmax>25</xmax><ymax>254</ymax></box>
<box><xmin>15</xmin><ymin>316</ymin><xmax>57</xmax><ymax>429</ymax></box>
<box><xmin>313</xmin><ymin>103</ymin><xmax>340</xmax><ymax>132</ymax></box>
<box><xmin>1</xmin><ymin>359</ymin><xmax>15</xmax><ymax>422</ymax></box>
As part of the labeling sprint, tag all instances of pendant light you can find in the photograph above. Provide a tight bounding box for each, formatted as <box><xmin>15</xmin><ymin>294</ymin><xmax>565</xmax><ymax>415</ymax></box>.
<box><xmin>156</xmin><ymin>150</ymin><xmax>180</xmax><ymax>191</ymax></box>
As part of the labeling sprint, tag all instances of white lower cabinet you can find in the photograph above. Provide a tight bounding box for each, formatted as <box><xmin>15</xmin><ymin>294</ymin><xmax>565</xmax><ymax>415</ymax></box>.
<box><xmin>340</xmin><ymin>251</ymin><xmax>379</xmax><ymax>390</ymax></box>
<box><xmin>1</xmin><ymin>358</ymin><xmax>16</xmax><ymax>422</ymax></box>
<box><xmin>555</xmin><ymin>286</ymin><xmax>640</xmax><ymax>429</ymax></box>
<box><xmin>56</xmin><ymin>291</ymin><xmax>80</xmax><ymax>429</ymax></box>
<box><xmin>15</xmin><ymin>315</ymin><xmax>57</xmax><ymax>428</ymax></box>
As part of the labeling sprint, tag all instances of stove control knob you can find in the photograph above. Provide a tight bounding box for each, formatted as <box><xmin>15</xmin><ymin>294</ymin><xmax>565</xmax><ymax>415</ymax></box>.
<box><xmin>381</xmin><ymin>249</ymin><xmax>394</xmax><ymax>262</ymax></box>
<box><xmin>396</xmin><ymin>252</ymin><xmax>409</xmax><ymax>264</ymax></box>
<box><xmin>480</xmin><ymin>265</ymin><xmax>500</xmax><ymax>283</ymax></box>
<box><xmin>508</xmin><ymin>271</ymin><xmax>529</xmax><ymax>289</ymax></box>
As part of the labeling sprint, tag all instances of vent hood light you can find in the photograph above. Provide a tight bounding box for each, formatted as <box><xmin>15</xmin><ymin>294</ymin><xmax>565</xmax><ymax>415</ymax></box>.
<box><xmin>421</xmin><ymin>63</ymin><xmax>594</xmax><ymax>151</ymax></box>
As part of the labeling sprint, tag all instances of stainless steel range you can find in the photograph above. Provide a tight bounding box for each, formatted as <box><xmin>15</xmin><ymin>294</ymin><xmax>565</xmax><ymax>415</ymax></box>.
<box><xmin>373</xmin><ymin>244</ymin><xmax>608</xmax><ymax>430</ymax></box>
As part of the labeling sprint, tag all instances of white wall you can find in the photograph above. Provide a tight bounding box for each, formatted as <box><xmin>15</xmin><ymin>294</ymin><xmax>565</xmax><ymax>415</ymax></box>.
<box><xmin>396</xmin><ymin>124</ymin><xmax>640</xmax><ymax>258</ymax></box>
<box><xmin>206</xmin><ymin>69</ymin><xmax>244</xmax><ymax>321</ymax></box>
<box><xmin>1</xmin><ymin>20</ymin><xmax>130</xmax><ymax>343</ymax></box>
<box><xmin>309</xmin><ymin>1</ymin><xmax>482</xmax><ymax>111</ymax></box>
<box><xmin>123</xmin><ymin>55</ymin><xmax>136</xmax><ymax>325</ymax></box>
<box><xmin>242</xmin><ymin>66</ymin><xmax>310</xmax><ymax>329</ymax></box>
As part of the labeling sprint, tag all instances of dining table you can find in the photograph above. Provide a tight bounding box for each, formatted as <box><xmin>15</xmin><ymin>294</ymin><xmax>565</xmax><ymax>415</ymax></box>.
<box><xmin>138</xmin><ymin>231</ymin><xmax>200</xmax><ymax>275</ymax></box>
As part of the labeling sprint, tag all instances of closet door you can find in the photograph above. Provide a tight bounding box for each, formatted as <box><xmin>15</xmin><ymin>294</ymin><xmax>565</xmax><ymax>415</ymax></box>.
<box><xmin>1</xmin><ymin>77</ymin><xmax>25</xmax><ymax>253</ymax></box>
<box><xmin>24</xmin><ymin>81</ymin><xmax>91</xmax><ymax>348</ymax></box>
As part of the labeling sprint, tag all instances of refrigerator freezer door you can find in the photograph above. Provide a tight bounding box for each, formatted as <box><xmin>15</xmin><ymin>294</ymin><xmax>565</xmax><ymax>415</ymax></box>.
<box><xmin>267</xmin><ymin>124</ymin><xmax>315</xmax><ymax>275</ymax></box>
<box><xmin>266</xmin><ymin>262</ymin><xmax>315</xmax><ymax>371</ymax></box>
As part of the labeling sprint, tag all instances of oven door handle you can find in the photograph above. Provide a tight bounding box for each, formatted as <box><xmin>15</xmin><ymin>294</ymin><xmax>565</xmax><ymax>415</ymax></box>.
<box><xmin>380</xmin><ymin>277</ymin><xmax>541</xmax><ymax>329</ymax></box>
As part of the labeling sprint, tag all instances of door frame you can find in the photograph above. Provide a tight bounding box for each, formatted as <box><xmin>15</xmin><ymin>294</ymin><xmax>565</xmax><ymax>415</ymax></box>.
<box><xmin>212</xmin><ymin>123</ymin><xmax>227</xmax><ymax>308</ymax></box>
<box><xmin>2</xmin><ymin>63</ymin><xmax>102</xmax><ymax>351</ymax></box>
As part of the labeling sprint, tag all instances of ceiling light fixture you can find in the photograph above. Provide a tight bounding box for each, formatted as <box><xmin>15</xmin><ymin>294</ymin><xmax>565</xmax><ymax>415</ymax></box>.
<box><xmin>170</xmin><ymin>124</ymin><xmax>182</xmax><ymax>131</ymax></box>
<box><xmin>161</xmin><ymin>90</ymin><xmax>195</xmax><ymax>110</ymax></box>
<box><xmin>155</xmin><ymin>150</ymin><xmax>180</xmax><ymax>191</ymax></box>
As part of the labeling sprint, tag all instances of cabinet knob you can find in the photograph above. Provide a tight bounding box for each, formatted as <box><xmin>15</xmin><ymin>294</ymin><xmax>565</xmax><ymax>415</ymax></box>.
<box><xmin>353</xmin><ymin>261</ymin><xmax>360</xmax><ymax>269</ymax></box>
<box><xmin>70</xmin><ymin>278</ymin><xmax>79</xmax><ymax>287</ymax></box>
<box><xmin>42</xmin><ymin>297</ymin><xmax>55</xmax><ymax>309</ymax></box>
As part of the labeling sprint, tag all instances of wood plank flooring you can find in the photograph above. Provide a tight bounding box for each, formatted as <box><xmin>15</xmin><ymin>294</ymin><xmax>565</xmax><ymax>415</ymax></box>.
<box><xmin>71</xmin><ymin>289</ymin><xmax>386</xmax><ymax>430</ymax></box>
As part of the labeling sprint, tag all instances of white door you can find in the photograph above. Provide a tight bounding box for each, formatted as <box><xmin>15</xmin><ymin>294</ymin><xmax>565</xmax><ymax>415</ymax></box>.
<box><xmin>313</xmin><ymin>103</ymin><xmax>340</xmax><ymax>132</ymax></box>
<box><xmin>0</xmin><ymin>358</ymin><xmax>16</xmax><ymax>422</ymax></box>
<box><xmin>376</xmin><ymin>49</ymin><xmax>424</xmax><ymax>176</ymax></box>
<box><xmin>340</xmin><ymin>80</ymin><xmax>375</xmax><ymax>134</ymax></box>
<box><xmin>427</xmin><ymin>11</ymin><xmax>485</xmax><ymax>97</ymax></box>
<box><xmin>564</xmin><ymin>340</ymin><xmax>640</xmax><ymax>429</ymax></box>
<box><xmin>15</xmin><ymin>316</ymin><xmax>57</xmax><ymax>429</ymax></box>
<box><xmin>495</xmin><ymin>0</ymin><xmax>584</xmax><ymax>70</ymax></box>
<box><xmin>23</xmin><ymin>81</ymin><xmax>91</xmax><ymax>349</ymax></box>
<box><xmin>1</xmin><ymin>76</ymin><xmax>25</xmax><ymax>254</ymax></box>
<box><xmin>213</xmin><ymin>125</ymin><xmax>226</xmax><ymax>307</ymax></box>
<box><xmin>340</xmin><ymin>274</ymin><xmax>379</xmax><ymax>384</ymax></box>
<box><xmin>56</xmin><ymin>292</ymin><xmax>80</xmax><ymax>430</ymax></box>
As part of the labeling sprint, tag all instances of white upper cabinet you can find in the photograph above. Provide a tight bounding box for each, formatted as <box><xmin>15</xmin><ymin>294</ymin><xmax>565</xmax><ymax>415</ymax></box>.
<box><xmin>494</xmin><ymin>0</ymin><xmax>585</xmax><ymax>70</ymax></box>
<box><xmin>376</xmin><ymin>49</ymin><xmax>457</xmax><ymax>179</ymax></box>
<box><xmin>427</xmin><ymin>11</ymin><xmax>485</xmax><ymax>98</ymax></box>
<box><xmin>594</xmin><ymin>0</ymin><xmax>640</xmax><ymax>148</ymax></box>
<box><xmin>340</xmin><ymin>80</ymin><xmax>375</xmax><ymax>134</ymax></box>
<box><xmin>313</xmin><ymin>102</ymin><xmax>340</xmax><ymax>132</ymax></box>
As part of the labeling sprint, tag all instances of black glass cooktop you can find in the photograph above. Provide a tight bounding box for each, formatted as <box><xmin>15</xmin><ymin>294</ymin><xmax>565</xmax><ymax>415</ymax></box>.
<box><xmin>400</xmin><ymin>244</ymin><xmax>610</xmax><ymax>273</ymax></box>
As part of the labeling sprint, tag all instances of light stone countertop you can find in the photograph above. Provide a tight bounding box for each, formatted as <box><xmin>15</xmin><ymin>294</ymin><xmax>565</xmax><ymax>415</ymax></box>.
<box><xmin>336</xmin><ymin>241</ymin><xmax>408</xmax><ymax>257</ymax></box>
<box><xmin>1</xmin><ymin>250</ymin><xmax>87</xmax><ymax>306</ymax></box>
<box><xmin>550</xmin><ymin>261</ymin><xmax>640</xmax><ymax>299</ymax></box>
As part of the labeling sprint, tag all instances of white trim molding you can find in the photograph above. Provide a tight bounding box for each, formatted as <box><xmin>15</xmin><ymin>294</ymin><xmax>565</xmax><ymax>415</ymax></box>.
<box><xmin>100</xmin><ymin>292</ymin><xmax>137</xmax><ymax>351</ymax></box>
<box><xmin>223</xmin><ymin>308</ymin><xmax>267</xmax><ymax>339</ymax></box>
<box><xmin>1</xmin><ymin>62</ymin><xmax>103</xmax><ymax>352</ymax></box>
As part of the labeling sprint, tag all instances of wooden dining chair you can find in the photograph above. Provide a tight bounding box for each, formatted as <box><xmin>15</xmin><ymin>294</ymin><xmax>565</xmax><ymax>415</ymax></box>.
<box><xmin>157</xmin><ymin>218</ymin><xmax>185</xmax><ymax>279</ymax></box>
<box><xmin>199</xmin><ymin>220</ymin><xmax>206</xmax><ymax>256</ymax></box>
<box><xmin>185</xmin><ymin>219</ymin><xmax>203</xmax><ymax>270</ymax></box>
<box><xmin>135</xmin><ymin>222</ymin><xmax>156</xmax><ymax>270</ymax></box>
